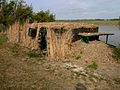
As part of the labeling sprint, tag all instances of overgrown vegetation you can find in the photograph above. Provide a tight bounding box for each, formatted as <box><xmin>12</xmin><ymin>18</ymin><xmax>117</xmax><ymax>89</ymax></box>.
<box><xmin>8</xmin><ymin>40</ymin><xmax>44</xmax><ymax>59</ymax></box>
<box><xmin>0</xmin><ymin>0</ymin><xmax>55</xmax><ymax>31</ymax></box>
<box><xmin>113</xmin><ymin>48</ymin><xmax>120</xmax><ymax>61</ymax></box>
<box><xmin>0</xmin><ymin>34</ymin><xmax>7</xmax><ymax>45</ymax></box>
<box><xmin>27</xmin><ymin>50</ymin><xmax>42</xmax><ymax>58</ymax></box>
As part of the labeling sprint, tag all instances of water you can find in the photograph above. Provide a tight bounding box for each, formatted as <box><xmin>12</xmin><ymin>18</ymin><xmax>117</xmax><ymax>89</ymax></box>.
<box><xmin>99</xmin><ymin>25</ymin><xmax>120</xmax><ymax>47</ymax></box>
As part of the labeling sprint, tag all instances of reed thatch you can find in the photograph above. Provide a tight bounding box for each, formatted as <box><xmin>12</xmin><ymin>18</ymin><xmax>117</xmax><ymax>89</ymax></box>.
<box><xmin>7</xmin><ymin>22</ymin><xmax>98</xmax><ymax>59</ymax></box>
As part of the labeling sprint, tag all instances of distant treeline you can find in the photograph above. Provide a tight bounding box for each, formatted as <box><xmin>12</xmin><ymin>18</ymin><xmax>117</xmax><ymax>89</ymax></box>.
<box><xmin>0</xmin><ymin>0</ymin><xmax>55</xmax><ymax>28</ymax></box>
<box><xmin>56</xmin><ymin>18</ymin><xmax>120</xmax><ymax>25</ymax></box>
<box><xmin>56</xmin><ymin>19</ymin><xmax>120</xmax><ymax>22</ymax></box>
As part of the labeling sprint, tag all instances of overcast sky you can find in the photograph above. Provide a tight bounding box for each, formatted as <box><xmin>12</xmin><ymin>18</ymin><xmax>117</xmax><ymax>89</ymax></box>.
<box><xmin>25</xmin><ymin>0</ymin><xmax>120</xmax><ymax>20</ymax></box>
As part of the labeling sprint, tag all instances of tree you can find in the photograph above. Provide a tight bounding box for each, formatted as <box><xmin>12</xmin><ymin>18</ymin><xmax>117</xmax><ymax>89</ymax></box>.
<box><xmin>0</xmin><ymin>0</ymin><xmax>55</xmax><ymax>30</ymax></box>
<box><xmin>34</xmin><ymin>10</ymin><xmax>55</xmax><ymax>22</ymax></box>
<box><xmin>0</xmin><ymin>0</ymin><xmax>33</xmax><ymax>26</ymax></box>
<box><xmin>16</xmin><ymin>0</ymin><xmax>33</xmax><ymax>24</ymax></box>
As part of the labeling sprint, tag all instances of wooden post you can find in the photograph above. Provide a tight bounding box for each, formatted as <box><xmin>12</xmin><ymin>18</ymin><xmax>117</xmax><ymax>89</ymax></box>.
<box><xmin>118</xmin><ymin>16</ymin><xmax>120</xmax><ymax>30</ymax></box>
<box><xmin>106</xmin><ymin>35</ymin><xmax>109</xmax><ymax>44</ymax></box>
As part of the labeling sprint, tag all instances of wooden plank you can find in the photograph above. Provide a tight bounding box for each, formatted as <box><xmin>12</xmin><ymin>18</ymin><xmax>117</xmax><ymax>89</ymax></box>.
<box><xmin>78</xmin><ymin>32</ymin><xmax>114</xmax><ymax>44</ymax></box>
<box><xmin>78</xmin><ymin>32</ymin><xmax>114</xmax><ymax>37</ymax></box>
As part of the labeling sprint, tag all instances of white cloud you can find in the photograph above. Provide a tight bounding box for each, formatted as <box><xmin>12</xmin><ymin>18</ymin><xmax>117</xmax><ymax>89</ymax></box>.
<box><xmin>25</xmin><ymin>0</ymin><xmax>120</xmax><ymax>19</ymax></box>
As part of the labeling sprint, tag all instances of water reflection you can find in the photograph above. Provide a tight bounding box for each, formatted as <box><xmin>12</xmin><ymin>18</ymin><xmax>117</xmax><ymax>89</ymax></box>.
<box><xmin>99</xmin><ymin>25</ymin><xmax>120</xmax><ymax>47</ymax></box>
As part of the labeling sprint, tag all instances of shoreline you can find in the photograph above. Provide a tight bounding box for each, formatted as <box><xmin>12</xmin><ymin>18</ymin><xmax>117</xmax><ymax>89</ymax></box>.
<box><xmin>56</xmin><ymin>20</ymin><xmax>120</xmax><ymax>25</ymax></box>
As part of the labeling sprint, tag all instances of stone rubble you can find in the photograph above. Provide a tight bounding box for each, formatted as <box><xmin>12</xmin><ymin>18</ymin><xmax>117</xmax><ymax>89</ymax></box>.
<box><xmin>63</xmin><ymin>62</ymin><xmax>104</xmax><ymax>82</ymax></box>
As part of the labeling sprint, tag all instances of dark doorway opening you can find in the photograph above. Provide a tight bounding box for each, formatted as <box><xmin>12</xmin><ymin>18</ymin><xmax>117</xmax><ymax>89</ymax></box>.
<box><xmin>38</xmin><ymin>27</ymin><xmax>47</xmax><ymax>51</ymax></box>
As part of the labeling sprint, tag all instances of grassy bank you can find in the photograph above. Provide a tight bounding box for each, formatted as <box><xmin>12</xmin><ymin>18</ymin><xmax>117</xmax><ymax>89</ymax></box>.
<box><xmin>56</xmin><ymin>20</ymin><xmax>120</xmax><ymax>25</ymax></box>
<box><xmin>113</xmin><ymin>47</ymin><xmax>120</xmax><ymax>62</ymax></box>
<box><xmin>0</xmin><ymin>33</ymin><xmax>120</xmax><ymax>89</ymax></box>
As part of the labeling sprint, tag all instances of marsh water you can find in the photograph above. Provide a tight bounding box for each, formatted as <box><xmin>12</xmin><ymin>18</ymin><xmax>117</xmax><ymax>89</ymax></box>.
<box><xmin>99</xmin><ymin>25</ymin><xmax>120</xmax><ymax>47</ymax></box>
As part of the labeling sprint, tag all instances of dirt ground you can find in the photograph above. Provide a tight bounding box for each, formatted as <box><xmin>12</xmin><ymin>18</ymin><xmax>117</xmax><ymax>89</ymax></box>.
<box><xmin>0</xmin><ymin>34</ymin><xmax>120</xmax><ymax>90</ymax></box>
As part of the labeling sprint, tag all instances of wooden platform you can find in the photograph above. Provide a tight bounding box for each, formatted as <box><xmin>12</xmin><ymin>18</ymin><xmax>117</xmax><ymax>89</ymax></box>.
<box><xmin>79</xmin><ymin>32</ymin><xmax>114</xmax><ymax>37</ymax></box>
<box><xmin>78</xmin><ymin>32</ymin><xmax>114</xmax><ymax>44</ymax></box>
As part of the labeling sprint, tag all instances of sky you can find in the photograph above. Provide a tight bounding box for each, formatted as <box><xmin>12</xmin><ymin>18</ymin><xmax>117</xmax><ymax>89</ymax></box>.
<box><xmin>25</xmin><ymin>0</ymin><xmax>120</xmax><ymax>20</ymax></box>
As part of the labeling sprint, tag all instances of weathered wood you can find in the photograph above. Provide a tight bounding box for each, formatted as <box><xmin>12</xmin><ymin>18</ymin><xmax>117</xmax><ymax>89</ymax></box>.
<box><xmin>106</xmin><ymin>35</ymin><xmax>109</xmax><ymax>44</ymax></box>
<box><xmin>79</xmin><ymin>32</ymin><xmax>114</xmax><ymax>44</ymax></box>
<box><xmin>79</xmin><ymin>32</ymin><xmax>114</xmax><ymax>37</ymax></box>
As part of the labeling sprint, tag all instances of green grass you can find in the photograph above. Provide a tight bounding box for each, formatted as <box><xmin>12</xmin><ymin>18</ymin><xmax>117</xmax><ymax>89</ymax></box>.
<box><xmin>113</xmin><ymin>77</ymin><xmax>120</xmax><ymax>84</ymax></box>
<box><xmin>11</xmin><ymin>43</ymin><xmax>19</xmax><ymax>53</ymax></box>
<box><xmin>27</xmin><ymin>50</ymin><xmax>42</xmax><ymax>58</ymax></box>
<box><xmin>0</xmin><ymin>34</ymin><xmax>7</xmax><ymax>45</ymax></box>
<box><xmin>87</xmin><ymin>61</ymin><xmax>98</xmax><ymax>70</ymax></box>
<box><xmin>77</xmin><ymin>20</ymin><xmax>119</xmax><ymax>25</ymax></box>
<box><xmin>113</xmin><ymin>48</ymin><xmax>120</xmax><ymax>61</ymax></box>
<box><xmin>56</xmin><ymin>20</ymin><xmax>119</xmax><ymax>25</ymax></box>
<box><xmin>10</xmin><ymin>43</ymin><xmax>22</xmax><ymax>56</ymax></box>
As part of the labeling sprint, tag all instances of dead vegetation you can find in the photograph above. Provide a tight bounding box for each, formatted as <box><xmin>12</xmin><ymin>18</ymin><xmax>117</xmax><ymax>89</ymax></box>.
<box><xmin>7</xmin><ymin>22</ymin><xmax>98</xmax><ymax>59</ymax></box>
<box><xmin>0</xmin><ymin>33</ymin><xmax>120</xmax><ymax>90</ymax></box>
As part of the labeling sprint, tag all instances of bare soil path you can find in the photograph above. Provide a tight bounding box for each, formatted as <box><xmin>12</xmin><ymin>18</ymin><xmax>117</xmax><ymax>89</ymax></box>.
<box><xmin>0</xmin><ymin>34</ymin><xmax>120</xmax><ymax>90</ymax></box>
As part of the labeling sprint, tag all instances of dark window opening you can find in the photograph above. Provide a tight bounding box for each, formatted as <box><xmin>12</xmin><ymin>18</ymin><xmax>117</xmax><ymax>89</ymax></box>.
<box><xmin>53</xmin><ymin>28</ymin><xmax>66</xmax><ymax>39</ymax></box>
<box><xmin>28</xmin><ymin>27</ymin><xmax>37</xmax><ymax>38</ymax></box>
<box><xmin>72</xmin><ymin>28</ymin><xmax>82</xmax><ymax>42</ymax></box>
